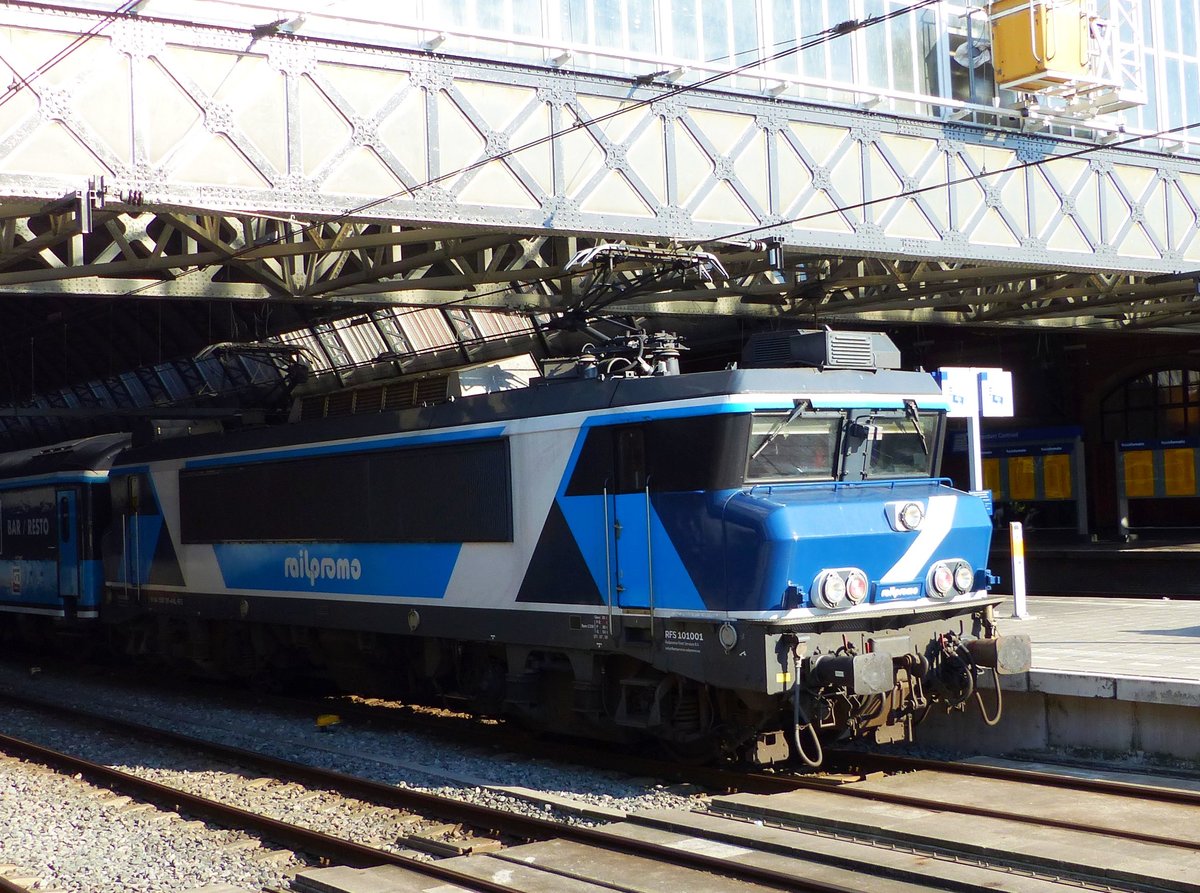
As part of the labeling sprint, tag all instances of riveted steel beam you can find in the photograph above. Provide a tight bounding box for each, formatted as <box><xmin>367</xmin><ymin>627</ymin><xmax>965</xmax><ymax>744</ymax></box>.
<box><xmin>0</xmin><ymin>0</ymin><xmax>1199</xmax><ymax>337</ymax></box>
<box><xmin>1</xmin><ymin>5</ymin><xmax>1200</xmax><ymax>277</ymax></box>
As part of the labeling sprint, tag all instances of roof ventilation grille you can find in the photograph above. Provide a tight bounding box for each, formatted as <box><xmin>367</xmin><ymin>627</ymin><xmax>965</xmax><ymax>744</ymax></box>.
<box><xmin>742</xmin><ymin>329</ymin><xmax>900</xmax><ymax>370</ymax></box>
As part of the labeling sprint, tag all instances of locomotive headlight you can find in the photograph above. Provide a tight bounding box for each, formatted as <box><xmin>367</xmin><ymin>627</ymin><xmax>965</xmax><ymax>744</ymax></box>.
<box><xmin>816</xmin><ymin>571</ymin><xmax>846</xmax><ymax>608</ymax></box>
<box><xmin>953</xmin><ymin>562</ymin><xmax>975</xmax><ymax>593</ymax></box>
<box><xmin>928</xmin><ymin>562</ymin><xmax>953</xmax><ymax>597</ymax></box>
<box><xmin>899</xmin><ymin>502</ymin><xmax>924</xmax><ymax>531</ymax></box>
<box><xmin>885</xmin><ymin>500</ymin><xmax>926</xmax><ymax>532</ymax></box>
<box><xmin>845</xmin><ymin>569</ymin><xmax>869</xmax><ymax>605</ymax></box>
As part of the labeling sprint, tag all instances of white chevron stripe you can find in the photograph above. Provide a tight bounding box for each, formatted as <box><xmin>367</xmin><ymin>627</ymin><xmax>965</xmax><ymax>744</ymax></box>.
<box><xmin>878</xmin><ymin>494</ymin><xmax>957</xmax><ymax>584</ymax></box>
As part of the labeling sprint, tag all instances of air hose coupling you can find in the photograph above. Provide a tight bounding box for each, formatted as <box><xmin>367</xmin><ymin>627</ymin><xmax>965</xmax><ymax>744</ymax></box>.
<box><xmin>808</xmin><ymin>651</ymin><xmax>895</xmax><ymax>695</ymax></box>
<box><xmin>964</xmin><ymin>634</ymin><xmax>1032</xmax><ymax>675</ymax></box>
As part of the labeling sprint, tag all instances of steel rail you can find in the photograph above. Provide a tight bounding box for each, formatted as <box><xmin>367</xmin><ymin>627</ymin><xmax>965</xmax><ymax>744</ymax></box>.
<box><xmin>41</xmin><ymin>682</ymin><xmax>1190</xmax><ymax>855</ymax></box>
<box><xmin>0</xmin><ymin>729</ymin><xmax>524</xmax><ymax>893</ymax></box>
<box><xmin>721</xmin><ymin>770</ymin><xmax>1200</xmax><ymax>855</ymax></box>
<box><xmin>7</xmin><ymin>685</ymin><xmax>1188</xmax><ymax>889</ymax></box>
<box><xmin>311</xmin><ymin>695</ymin><xmax>1200</xmax><ymax>812</ymax></box>
<box><xmin>823</xmin><ymin>750</ymin><xmax>1200</xmax><ymax>807</ymax></box>
<box><xmin>0</xmin><ymin>692</ymin><xmax>862</xmax><ymax>893</ymax></box>
<box><xmin>747</xmin><ymin>784</ymin><xmax>1200</xmax><ymax>854</ymax></box>
<box><xmin>310</xmin><ymin>693</ymin><xmax>1200</xmax><ymax>855</ymax></box>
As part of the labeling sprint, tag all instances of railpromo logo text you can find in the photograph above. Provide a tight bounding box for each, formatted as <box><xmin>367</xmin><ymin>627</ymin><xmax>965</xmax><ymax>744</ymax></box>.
<box><xmin>284</xmin><ymin>549</ymin><xmax>363</xmax><ymax>586</ymax></box>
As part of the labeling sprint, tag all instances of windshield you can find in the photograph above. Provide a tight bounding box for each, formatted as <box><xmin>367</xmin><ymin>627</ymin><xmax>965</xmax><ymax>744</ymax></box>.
<box><xmin>744</xmin><ymin>409</ymin><xmax>940</xmax><ymax>483</ymax></box>
<box><xmin>860</xmin><ymin>414</ymin><xmax>940</xmax><ymax>479</ymax></box>
<box><xmin>745</xmin><ymin>413</ymin><xmax>840</xmax><ymax>482</ymax></box>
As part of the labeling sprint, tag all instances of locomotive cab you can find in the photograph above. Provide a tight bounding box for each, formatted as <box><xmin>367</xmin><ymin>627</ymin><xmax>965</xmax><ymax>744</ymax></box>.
<box><xmin>595</xmin><ymin>331</ymin><xmax>1031</xmax><ymax>764</ymax></box>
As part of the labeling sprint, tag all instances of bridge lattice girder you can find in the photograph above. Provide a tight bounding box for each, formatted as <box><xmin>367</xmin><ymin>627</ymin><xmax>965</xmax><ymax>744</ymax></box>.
<box><xmin>0</xmin><ymin>5</ymin><xmax>1197</xmax><ymax>336</ymax></box>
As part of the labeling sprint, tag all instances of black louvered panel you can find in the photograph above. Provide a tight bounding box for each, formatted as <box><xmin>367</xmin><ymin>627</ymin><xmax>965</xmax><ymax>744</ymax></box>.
<box><xmin>383</xmin><ymin>383</ymin><xmax>417</xmax><ymax>411</ymax></box>
<box><xmin>325</xmin><ymin>391</ymin><xmax>355</xmax><ymax>418</ymax></box>
<box><xmin>414</xmin><ymin>376</ymin><xmax>449</xmax><ymax>405</ymax></box>
<box><xmin>352</xmin><ymin>385</ymin><xmax>385</xmax><ymax>415</ymax></box>
<box><xmin>298</xmin><ymin>395</ymin><xmax>327</xmax><ymax>421</ymax></box>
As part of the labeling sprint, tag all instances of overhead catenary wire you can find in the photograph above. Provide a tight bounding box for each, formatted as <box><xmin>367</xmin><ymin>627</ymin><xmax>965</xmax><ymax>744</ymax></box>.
<box><xmin>370</xmin><ymin>108</ymin><xmax>1200</xmax><ymax>322</ymax></box>
<box><xmin>329</xmin><ymin>0</ymin><xmax>944</xmax><ymax>224</ymax></box>
<box><xmin>0</xmin><ymin>0</ymin><xmax>950</xmax><ymax>323</ymax></box>
<box><xmin>247</xmin><ymin>0</ymin><xmax>1200</xmax><ymax>325</ymax></box>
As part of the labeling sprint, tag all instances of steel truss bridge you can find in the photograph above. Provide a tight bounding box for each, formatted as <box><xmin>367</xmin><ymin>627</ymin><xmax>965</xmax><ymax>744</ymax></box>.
<box><xmin>1</xmin><ymin>3</ymin><xmax>1200</xmax><ymax>401</ymax></box>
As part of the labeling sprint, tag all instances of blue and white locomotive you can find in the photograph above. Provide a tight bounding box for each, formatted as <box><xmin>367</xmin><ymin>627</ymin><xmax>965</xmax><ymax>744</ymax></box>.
<box><xmin>0</xmin><ymin>328</ymin><xmax>1028</xmax><ymax>764</ymax></box>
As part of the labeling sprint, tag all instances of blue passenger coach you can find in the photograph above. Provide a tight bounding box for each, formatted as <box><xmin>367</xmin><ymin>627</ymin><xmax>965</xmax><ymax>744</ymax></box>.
<box><xmin>0</xmin><ymin>433</ymin><xmax>128</xmax><ymax>623</ymax></box>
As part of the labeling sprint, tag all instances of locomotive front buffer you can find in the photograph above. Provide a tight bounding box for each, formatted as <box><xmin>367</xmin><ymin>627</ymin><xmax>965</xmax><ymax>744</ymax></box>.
<box><xmin>756</xmin><ymin>619</ymin><xmax>1032</xmax><ymax>766</ymax></box>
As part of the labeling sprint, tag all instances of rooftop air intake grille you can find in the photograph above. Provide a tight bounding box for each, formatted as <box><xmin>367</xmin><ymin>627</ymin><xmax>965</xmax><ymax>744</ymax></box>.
<box><xmin>827</xmin><ymin>332</ymin><xmax>875</xmax><ymax>368</ymax></box>
<box><xmin>741</xmin><ymin>329</ymin><xmax>900</xmax><ymax>370</ymax></box>
<box><xmin>298</xmin><ymin>374</ymin><xmax>450</xmax><ymax>420</ymax></box>
<box><xmin>748</xmin><ymin>338</ymin><xmax>795</xmax><ymax>368</ymax></box>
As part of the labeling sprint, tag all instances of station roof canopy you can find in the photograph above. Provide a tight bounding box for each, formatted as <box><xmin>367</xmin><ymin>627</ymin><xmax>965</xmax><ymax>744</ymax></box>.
<box><xmin>0</xmin><ymin>1</ymin><xmax>1199</xmax><ymax>404</ymax></box>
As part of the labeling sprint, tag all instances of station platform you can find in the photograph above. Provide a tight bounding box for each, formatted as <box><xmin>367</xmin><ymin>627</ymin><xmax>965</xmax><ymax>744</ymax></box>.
<box><xmin>1001</xmin><ymin>594</ymin><xmax>1200</xmax><ymax>685</ymax></box>
<box><xmin>988</xmin><ymin>538</ymin><xmax>1200</xmax><ymax>597</ymax></box>
<box><xmin>920</xmin><ymin>594</ymin><xmax>1200</xmax><ymax>761</ymax></box>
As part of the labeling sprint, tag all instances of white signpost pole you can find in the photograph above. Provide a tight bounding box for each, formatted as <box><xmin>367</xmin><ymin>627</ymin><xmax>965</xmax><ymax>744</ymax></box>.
<box><xmin>936</xmin><ymin>366</ymin><xmax>1026</xmax><ymax>616</ymax></box>
<box><xmin>1010</xmin><ymin>521</ymin><xmax>1029</xmax><ymax>619</ymax></box>
<box><xmin>966</xmin><ymin>414</ymin><xmax>984</xmax><ymax>492</ymax></box>
<box><xmin>977</xmin><ymin>368</ymin><xmax>1030</xmax><ymax>618</ymax></box>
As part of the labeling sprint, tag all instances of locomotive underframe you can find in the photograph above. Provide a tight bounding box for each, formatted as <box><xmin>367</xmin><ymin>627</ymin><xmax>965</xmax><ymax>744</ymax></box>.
<box><xmin>68</xmin><ymin>585</ymin><xmax>1015</xmax><ymax>762</ymax></box>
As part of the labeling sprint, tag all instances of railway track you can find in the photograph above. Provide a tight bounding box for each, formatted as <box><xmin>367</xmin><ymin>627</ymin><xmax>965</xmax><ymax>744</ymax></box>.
<box><xmin>3</xmin><ymin>680</ymin><xmax>1197</xmax><ymax>893</ymax></box>
<box><xmin>825</xmin><ymin>748</ymin><xmax>1200</xmax><ymax>806</ymax></box>
<box><xmin>271</xmin><ymin>687</ymin><xmax>1200</xmax><ymax>828</ymax></box>
<box><xmin>0</xmin><ymin>692</ymin><xmax>869</xmax><ymax>893</ymax></box>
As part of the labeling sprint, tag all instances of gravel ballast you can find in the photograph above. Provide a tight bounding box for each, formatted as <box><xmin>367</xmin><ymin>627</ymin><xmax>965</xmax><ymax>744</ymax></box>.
<box><xmin>0</xmin><ymin>750</ymin><xmax>303</xmax><ymax>893</ymax></box>
<box><xmin>0</xmin><ymin>662</ymin><xmax>707</xmax><ymax>891</ymax></box>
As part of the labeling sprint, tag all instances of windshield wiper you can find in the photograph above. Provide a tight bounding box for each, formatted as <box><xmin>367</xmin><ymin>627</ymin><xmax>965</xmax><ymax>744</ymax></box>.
<box><xmin>904</xmin><ymin>399</ymin><xmax>929</xmax><ymax>456</ymax></box>
<box><xmin>750</xmin><ymin>399</ymin><xmax>811</xmax><ymax>461</ymax></box>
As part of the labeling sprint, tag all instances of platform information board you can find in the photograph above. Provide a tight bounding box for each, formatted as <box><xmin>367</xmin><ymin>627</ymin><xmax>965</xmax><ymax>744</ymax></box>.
<box><xmin>1118</xmin><ymin>439</ymin><xmax>1200</xmax><ymax>499</ymax></box>
<box><xmin>978</xmin><ymin>427</ymin><xmax>1086</xmax><ymax>534</ymax></box>
<box><xmin>935</xmin><ymin>366</ymin><xmax>1014</xmax><ymax>497</ymax></box>
<box><xmin>1116</xmin><ymin>438</ymin><xmax>1200</xmax><ymax>537</ymax></box>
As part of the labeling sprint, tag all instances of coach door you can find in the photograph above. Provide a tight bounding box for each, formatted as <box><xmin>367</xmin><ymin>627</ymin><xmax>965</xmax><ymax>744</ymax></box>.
<box><xmin>611</xmin><ymin>427</ymin><xmax>653</xmax><ymax>611</ymax></box>
<box><xmin>56</xmin><ymin>489</ymin><xmax>80</xmax><ymax>603</ymax></box>
<box><xmin>119</xmin><ymin>474</ymin><xmax>144</xmax><ymax>603</ymax></box>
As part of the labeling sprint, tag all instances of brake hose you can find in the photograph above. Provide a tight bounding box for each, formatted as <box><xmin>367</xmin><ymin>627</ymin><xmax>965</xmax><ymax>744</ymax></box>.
<box><xmin>791</xmin><ymin>653</ymin><xmax>823</xmax><ymax>768</ymax></box>
<box><xmin>974</xmin><ymin>665</ymin><xmax>1003</xmax><ymax>726</ymax></box>
<box><xmin>949</xmin><ymin>635</ymin><xmax>1002</xmax><ymax>725</ymax></box>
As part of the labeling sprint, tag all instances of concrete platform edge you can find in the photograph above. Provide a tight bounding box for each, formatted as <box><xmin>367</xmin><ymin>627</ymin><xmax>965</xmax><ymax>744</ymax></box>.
<box><xmin>999</xmin><ymin>670</ymin><xmax>1200</xmax><ymax>707</ymax></box>
<box><xmin>919</xmin><ymin>685</ymin><xmax>1200</xmax><ymax>762</ymax></box>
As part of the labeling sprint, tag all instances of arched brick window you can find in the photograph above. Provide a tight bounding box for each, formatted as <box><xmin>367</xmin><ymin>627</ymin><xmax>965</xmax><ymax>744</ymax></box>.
<box><xmin>1101</xmin><ymin>367</ymin><xmax>1200</xmax><ymax>442</ymax></box>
